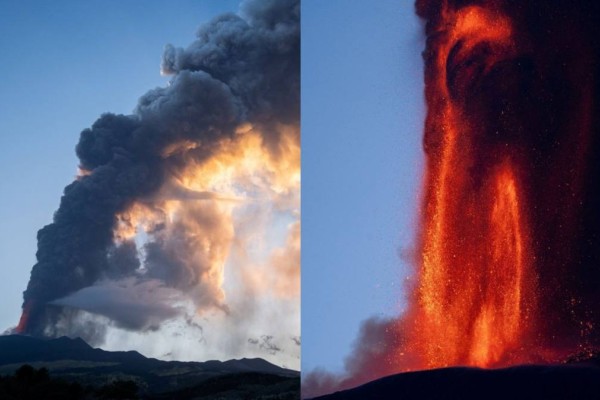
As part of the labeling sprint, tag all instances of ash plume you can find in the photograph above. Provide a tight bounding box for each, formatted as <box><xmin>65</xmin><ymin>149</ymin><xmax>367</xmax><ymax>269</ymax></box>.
<box><xmin>17</xmin><ymin>0</ymin><xmax>299</xmax><ymax>368</ymax></box>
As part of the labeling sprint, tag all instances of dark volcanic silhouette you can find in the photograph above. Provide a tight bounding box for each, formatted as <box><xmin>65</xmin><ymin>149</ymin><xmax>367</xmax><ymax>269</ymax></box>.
<box><xmin>309</xmin><ymin>364</ymin><xmax>600</xmax><ymax>400</ymax></box>
<box><xmin>0</xmin><ymin>335</ymin><xmax>299</xmax><ymax>398</ymax></box>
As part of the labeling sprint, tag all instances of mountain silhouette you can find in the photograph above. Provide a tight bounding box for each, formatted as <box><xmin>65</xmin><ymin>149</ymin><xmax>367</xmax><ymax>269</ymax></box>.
<box><xmin>309</xmin><ymin>364</ymin><xmax>600</xmax><ymax>400</ymax></box>
<box><xmin>0</xmin><ymin>334</ymin><xmax>298</xmax><ymax>398</ymax></box>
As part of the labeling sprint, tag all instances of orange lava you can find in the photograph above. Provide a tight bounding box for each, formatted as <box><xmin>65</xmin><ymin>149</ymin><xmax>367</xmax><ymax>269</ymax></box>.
<box><xmin>15</xmin><ymin>301</ymin><xmax>32</xmax><ymax>334</ymax></box>
<box><xmin>409</xmin><ymin>5</ymin><xmax>536</xmax><ymax>369</ymax></box>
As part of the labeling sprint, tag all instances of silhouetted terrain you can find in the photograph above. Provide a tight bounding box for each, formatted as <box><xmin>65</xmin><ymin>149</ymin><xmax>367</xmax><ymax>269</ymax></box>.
<box><xmin>309</xmin><ymin>363</ymin><xmax>600</xmax><ymax>400</ymax></box>
<box><xmin>0</xmin><ymin>335</ymin><xmax>299</xmax><ymax>399</ymax></box>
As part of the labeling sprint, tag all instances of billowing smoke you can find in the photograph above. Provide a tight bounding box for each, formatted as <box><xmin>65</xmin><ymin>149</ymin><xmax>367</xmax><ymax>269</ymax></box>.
<box><xmin>16</xmin><ymin>0</ymin><xmax>299</xmax><ymax>368</ymax></box>
<box><xmin>302</xmin><ymin>317</ymin><xmax>408</xmax><ymax>399</ymax></box>
<box><xmin>304</xmin><ymin>0</ymin><xmax>600</xmax><ymax>396</ymax></box>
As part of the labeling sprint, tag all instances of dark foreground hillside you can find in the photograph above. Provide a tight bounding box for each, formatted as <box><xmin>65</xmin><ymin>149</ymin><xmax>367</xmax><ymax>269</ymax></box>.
<box><xmin>0</xmin><ymin>335</ymin><xmax>299</xmax><ymax>399</ymax></box>
<box><xmin>309</xmin><ymin>364</ymin><xmax>600</xmax><ymax>400</ymax></box>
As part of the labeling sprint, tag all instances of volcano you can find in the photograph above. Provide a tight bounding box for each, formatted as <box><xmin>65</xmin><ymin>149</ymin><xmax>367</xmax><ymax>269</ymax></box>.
<box><xmin>302</xmin><ymin>0</ymin><xmax>600</xmax><ymax>398</ymax></box>
<box><xmin>0</xmin><ymin>334</ymin><xmax>299</xmax><ymax>399</ymax></box>
<box><xmin>308</xmin><ymin>362</ymin><xmax>600</xmax><ymax>400</ymax></box>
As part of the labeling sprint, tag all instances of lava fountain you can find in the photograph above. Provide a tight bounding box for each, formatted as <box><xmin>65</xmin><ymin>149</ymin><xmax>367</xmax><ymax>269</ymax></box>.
<box><xmin>408</xmin><ymin>0</ymin><xmax>600</xmax><ymax>369</ymax></box>
<box><xmin>301</xmin><ymin>1</ymin><xmax>600</xmax><ymax>396</ymax></box>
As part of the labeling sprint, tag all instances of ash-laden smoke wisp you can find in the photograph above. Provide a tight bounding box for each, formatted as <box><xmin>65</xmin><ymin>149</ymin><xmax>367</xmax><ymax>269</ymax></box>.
<box><xmin>305</xmin><ymin>0</ymin><xmax>600</xmax><ymax>396</ymax></box>
<box><xmin>16</xmin><ymin>0</ymin><xmax>299</xmax><ymax>368</ymax></box>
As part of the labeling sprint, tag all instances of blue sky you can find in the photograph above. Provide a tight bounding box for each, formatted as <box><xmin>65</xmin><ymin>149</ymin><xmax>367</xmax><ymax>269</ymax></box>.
<box><xmin>302</xmin><ymin>0</ymin><xmax>425</xmax><ymax>373</ymax></box>
<box><xmin>0</xmin><ymin>0</ymin><xmax>240</xmax><ymax>333</ymax></box>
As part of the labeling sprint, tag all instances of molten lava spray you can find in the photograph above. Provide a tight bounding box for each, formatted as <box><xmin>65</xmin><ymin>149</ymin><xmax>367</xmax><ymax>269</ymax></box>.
<box><xmin>411</xmin><ymin>4</ymin><xmax>536</xmax><ymax>368</ymax></box>
<box><xmin>16</xmin><ymin>0</ymin><xmax>299</xmax><ymax>367</ymax></box>
<box><xmin>409</xmin><ymin>0</ymin><xmax>600</xmax><ymax>368</ymax></box>
<box><xmin>303</xmin><ymin>0</ymin><xmax>600</xmax><ymax>396</ymax></box>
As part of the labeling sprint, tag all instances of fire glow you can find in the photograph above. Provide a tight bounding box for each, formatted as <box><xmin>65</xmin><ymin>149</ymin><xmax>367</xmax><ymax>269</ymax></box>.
<box><xmin>405</xmin><ymin>0</ymin><xmax>600</xmax><ymax>370</ymax></box>
<box><xmin>110</xmin><ymin>124</ymin><xmax>300</xmax><ymax>315</ymax></box>
<box><xmin>302</xmin><ymin>1</ymin><xmax>600</xmax><ymax>396</ymax></box>
<box><xmin>416</xmin><ymin>157</ymin><xmax>534</xmax><ymax>367</ymax></box>
<box><xmin>409</xmin><ymin>5</ymin><xmax>535</xmax><ymax>368</ymax></box>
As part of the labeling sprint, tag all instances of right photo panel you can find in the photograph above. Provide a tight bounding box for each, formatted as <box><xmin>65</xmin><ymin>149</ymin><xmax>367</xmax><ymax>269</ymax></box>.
<box><xmin>303</xmin><ymin>1</ymin><xmax>600</xmax><ymax>399</ymax></box>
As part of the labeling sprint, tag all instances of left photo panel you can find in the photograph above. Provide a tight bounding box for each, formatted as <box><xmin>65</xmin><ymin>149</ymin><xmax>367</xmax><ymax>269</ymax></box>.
<box><xmin>0</xmin><ymin>0</ymin><xmax>300</xmax><ymax>398</ymax></box>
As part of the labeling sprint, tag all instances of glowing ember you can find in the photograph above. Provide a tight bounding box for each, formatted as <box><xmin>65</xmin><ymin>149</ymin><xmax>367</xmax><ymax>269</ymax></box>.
<box><xmin>408</xmin><ymin>5</ymin><xmax>533</xmax><ymax>368</ymax></box>
<box><xmin>416</xmin><ymin>156</ymin><xmax>535</xmax><ymax>367</ymax></box>
<box><xmin>14</xmin><ymin>301</ymin><xmax>33</xmax><ymax>334</ymax></box>
<box><xmin>408</xmin><ymin>0</ymin><xmax>600</xmax><ymax>370</ymax></box>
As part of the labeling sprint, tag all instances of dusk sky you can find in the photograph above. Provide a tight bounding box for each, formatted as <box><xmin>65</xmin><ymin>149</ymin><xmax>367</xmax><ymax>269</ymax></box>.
<box><xmin>302</xmin><ymin>0</ymin><xmax>424</xmax><ymax>373</ymax></box>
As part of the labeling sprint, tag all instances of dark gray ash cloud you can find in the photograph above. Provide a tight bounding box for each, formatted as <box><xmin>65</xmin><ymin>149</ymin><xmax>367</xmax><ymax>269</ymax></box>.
<box><xmin>18</xmin><ymin>0</ymin><xmax>299</xmax><ymax>349</ymax></box>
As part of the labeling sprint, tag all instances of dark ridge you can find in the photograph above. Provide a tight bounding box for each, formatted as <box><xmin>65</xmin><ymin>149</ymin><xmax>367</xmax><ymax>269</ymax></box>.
<box><xmin>308</xmin><ymin>364</ymin><xmax>600</xmax><ymax>400</ymax></box>
<box><xmin>0</xmin><ymin>335</ymin><xmax>298</xmax><ymax>397</ymax></box>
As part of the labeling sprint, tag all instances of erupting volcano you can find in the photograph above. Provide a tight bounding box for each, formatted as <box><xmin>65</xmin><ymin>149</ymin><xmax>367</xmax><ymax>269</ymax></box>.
<box><xmin>13</xmin><ymin>0</ymin><xmax>300</xmax><ymax>368</ymax></box>
<box><xmin>303</xmin><ymin>0</ymin><xmax>600</xmax><ymax>397</ymax></box>
<box><xmin>407</xmin><ymin>0</ymin><xmax>600</xmax><ymax>369</ymax></box>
